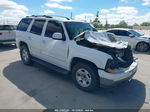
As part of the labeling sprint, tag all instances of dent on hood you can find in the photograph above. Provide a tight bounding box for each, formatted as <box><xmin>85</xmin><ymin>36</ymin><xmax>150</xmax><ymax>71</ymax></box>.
<box><xmin>75</xmin><ymin>31</ymin><xmax>128</xmax><ymax>49</ymax></box>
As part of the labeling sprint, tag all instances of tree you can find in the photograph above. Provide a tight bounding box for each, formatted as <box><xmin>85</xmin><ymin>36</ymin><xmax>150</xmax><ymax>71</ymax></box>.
<box><xmin>133</xmin><ymin>23</ymin><xmax>139</xmax><ymax>26</ymax></box>
<box><xmin>104</xmin><ymin>16</ymin><xmax>109</xmax><ymax>29</ymax></box>
<box><xmin>116</xmin><ymin>21</ymin><xmax>128</xmax><ymax>28</ymax></box>
<box><xmin>140</xmin><ymin>22</ymin><xmax>150</xmax><ymax>26</ymax></box>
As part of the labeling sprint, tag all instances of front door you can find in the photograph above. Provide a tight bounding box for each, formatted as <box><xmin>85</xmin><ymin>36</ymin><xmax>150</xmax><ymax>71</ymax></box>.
<box><xmin>41</xmin><ymin>20</ymin><xmax>68</xmax><ymax>69</ymax></box>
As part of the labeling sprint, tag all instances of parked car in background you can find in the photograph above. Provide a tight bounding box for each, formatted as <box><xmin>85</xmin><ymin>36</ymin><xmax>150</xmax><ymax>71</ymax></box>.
<box><xmin>0</xmin><ymin>25</ymin><xmax>16</xmax><ymax>45</ymax></box>
<box><xmin>106</xmin><ymin>28</ymin><xmax>150</xmax><ymax>52</ymax></box>
<box><xmin>16</xmin><ymin>15</ymin><xmax>138</xmax><ymax>92</ymax></box>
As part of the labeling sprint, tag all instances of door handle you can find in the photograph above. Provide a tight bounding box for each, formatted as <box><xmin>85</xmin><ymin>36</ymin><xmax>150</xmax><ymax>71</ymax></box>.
<box><xmin>42</xmin><ymin>40</ymin><xmax>46</xmax><ymax>44</ymax></box>
<box><xmin>28</xmin><ymin>36</ymin><xmax>31</xmax><ymax>40</ymax></box>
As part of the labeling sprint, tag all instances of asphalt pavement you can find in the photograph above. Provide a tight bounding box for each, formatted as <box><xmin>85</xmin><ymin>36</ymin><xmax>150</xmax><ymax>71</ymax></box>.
<box><xmin>0</xmin><ymin>44</ymin><xmax>150</xmax><ymax>110</ymax></box>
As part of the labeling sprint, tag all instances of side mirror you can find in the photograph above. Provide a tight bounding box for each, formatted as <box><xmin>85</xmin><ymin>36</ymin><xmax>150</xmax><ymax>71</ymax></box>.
<box><xmin>52</xmin><ymin>33</ymin><xmax>63</xmax><ymax>40</ymax></box>
<box><xmin>129</xmin><ymin>34</ymin><xmax>135</xmax><ymax>38</ymax></box>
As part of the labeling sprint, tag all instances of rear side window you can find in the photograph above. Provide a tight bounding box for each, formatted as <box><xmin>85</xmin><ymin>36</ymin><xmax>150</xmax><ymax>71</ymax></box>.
<box><xmin>118</xmin><ymin>30</ymin><xmax>130</xmax><ymax>36</ymax></box>
<box><xmin>107</xmin><ymin>30</ymin><xmax>119</xmax><ymax>35</ymax></box>
<box><xmin>0</xmin><ymin>25</ymin><xmax>16</xmax><ymax>30</ymax></box>
<box><xmin>45</xmin><ymin>21</ymin><xmax>63</xmax><ymax>38</ymax></box>
<box><xmin>30</xmin><ymin>20</ymin><xmax>45</xmax><ymax>35</ymax></box>
<box><xmin>17</xmin><ymin>18</ymin><xmax>32</xmax><ymax>31</ymax></box>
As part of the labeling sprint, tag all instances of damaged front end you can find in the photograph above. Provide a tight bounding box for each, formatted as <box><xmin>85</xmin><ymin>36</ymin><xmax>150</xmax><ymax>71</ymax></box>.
<box><xmin>75</xmin><ymin>31</ymin><xmax>134</xmax><ymax>73</ymax></box>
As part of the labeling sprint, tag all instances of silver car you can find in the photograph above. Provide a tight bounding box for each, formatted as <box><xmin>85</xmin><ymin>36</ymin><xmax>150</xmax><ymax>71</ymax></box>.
<box><xmin>107</xmin><ymin>28</ymin><xmax>150</xmax><ymax>52</ymax></box>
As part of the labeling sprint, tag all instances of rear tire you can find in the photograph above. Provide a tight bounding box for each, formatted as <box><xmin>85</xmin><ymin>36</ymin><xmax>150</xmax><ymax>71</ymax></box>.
<box><xmin>136</xmin><ymin>42</ymin><xmax>149</xmax><ymax>52</ymax></box>
<box><xmin>20</xmin><ymin>45</ymin><xmax>32</xmax><ymax>65</ymax></box>
<box><xmin>72</xmin><ymin>62</ymin><xmax>99</xmax><ymax>92</ymax></box>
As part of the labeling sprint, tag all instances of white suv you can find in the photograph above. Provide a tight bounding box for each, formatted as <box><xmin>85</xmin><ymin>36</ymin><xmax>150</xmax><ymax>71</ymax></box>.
<box><xmin>16</xmin><ymin>15</ymin><xmax>138</xmax><ymax>92</ymax></box>
<box><xmin>0</xmin><ymin>25</ymin><xmax>16</xmax><ymax>45</ymax></box>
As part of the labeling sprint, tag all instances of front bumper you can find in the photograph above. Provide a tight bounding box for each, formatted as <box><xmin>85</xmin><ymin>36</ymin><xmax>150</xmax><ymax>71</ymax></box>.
<box><xmin>98</xmin><ymin>60</ymin><xmax>138</xmax><ymax>87</ymax></box>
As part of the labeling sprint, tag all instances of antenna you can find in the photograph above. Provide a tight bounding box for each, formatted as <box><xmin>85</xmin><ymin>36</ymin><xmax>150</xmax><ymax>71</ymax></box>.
<box><xmin>70</xmin><ymin>12</ymin><xmax>73</xmax><ymax>19</ymax></box>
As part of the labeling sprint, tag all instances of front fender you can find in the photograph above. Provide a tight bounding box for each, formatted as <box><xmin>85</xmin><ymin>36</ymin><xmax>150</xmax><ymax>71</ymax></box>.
<box><xmin>68</xmin><ymin>44</ymin><xmax>112</xmax><ymax>70</ymax></box>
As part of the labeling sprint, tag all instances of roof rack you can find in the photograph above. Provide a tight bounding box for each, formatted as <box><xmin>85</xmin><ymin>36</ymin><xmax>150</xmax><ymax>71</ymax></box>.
<box><xmin>26</xmin><ymin>15</ymin><xmax>70</xmax><ymax>20</ymax></box>
<box><xmin>52</xmin><ymin>15</ymin><xmax>70</xmax><ymax>20</ymax></box>
<box><xmin>27</xmin><ymin>15</ymin><xmax>53</xmax><ymax>18</ymax></box>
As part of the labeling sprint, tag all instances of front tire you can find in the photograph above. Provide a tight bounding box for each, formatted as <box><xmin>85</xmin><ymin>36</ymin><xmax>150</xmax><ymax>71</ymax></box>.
<box><xmin>136</xmin><ymin>42</ymin><xmax>149</xmax><ymax>52</ymax></box>
<box><xmin>20</xmin><ymin>45</ymin><xmax>32</xmax><ymax>65</ymax></box>
<box><xmin>72</xmin><ymin>63</ymin><xmax>99</xmax><ymax>92</ymax></box>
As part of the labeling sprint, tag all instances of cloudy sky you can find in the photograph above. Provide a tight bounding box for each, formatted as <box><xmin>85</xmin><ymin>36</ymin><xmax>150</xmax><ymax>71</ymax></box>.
<box><xmin>0</xmin><ymin>0</ymin><xmax>150</xmax><ymax>25</ymax></box>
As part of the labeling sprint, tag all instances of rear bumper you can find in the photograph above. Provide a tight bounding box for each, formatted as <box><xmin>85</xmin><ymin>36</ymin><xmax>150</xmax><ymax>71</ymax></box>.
<box><xmin>98</xmin><ymin>60</ymin><xmax>138</xmax><ymax>87</ymax></box>
<box><xmin>0</xmin><ymin>39</ymin><xmax>16</xmax><ymax>44</ymax></box>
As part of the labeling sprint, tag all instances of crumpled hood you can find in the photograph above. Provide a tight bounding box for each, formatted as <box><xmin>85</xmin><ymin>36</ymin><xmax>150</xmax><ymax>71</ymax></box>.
<box><xmin>75</xmin><ymin>31</ymin><xmax>128</xmax><ymax>49</ymax></box>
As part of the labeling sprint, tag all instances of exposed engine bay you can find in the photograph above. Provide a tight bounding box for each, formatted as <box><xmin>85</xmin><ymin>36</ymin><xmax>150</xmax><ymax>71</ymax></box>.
<box><xmin>75</xmin><ymin>31</ymin><xmax>134</xmax><ymax>70</ymax></box>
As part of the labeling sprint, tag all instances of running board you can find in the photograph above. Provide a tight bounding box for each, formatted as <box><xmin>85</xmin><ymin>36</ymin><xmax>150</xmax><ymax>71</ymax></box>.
<box><xmin>31</xmin><ymin>56</ymin><xmax>69</xmax><ymax>75</ymax></box>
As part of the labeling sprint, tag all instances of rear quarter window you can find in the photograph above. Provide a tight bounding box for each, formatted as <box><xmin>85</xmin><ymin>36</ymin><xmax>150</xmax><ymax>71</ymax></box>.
<box><xmin>17</xmin><ymin>18</ymin><xmax>32</xmax><ymax>31</ymax></box>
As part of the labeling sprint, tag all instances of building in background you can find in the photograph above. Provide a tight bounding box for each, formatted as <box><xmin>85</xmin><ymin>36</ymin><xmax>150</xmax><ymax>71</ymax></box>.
<box><xmin>133</xmin><ymin>26</ymin><xmax>150</xmax><ymax>35</ymax></box>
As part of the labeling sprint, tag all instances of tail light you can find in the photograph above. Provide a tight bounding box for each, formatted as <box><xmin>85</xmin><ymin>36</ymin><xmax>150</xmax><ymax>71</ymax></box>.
<box><xmin>0</xmin><ymin>32</ymin><xmax>2</xmax><ymax>35</ymax></box>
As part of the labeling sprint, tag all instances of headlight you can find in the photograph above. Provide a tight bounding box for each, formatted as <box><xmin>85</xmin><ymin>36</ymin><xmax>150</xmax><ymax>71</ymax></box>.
<box><xmin>105</xmin><ymin>59</ymin><xmax>115</xmax><ymax>73</ymax></box>
<box><xmin>105</xmin><ymin>59</ymin><xmax>113</xmax><ymax>70</ymax></box>
<box><xmin>105</xmin><ymin>59</ymin><xmax>124</xmax><ymax>74</ymax></box>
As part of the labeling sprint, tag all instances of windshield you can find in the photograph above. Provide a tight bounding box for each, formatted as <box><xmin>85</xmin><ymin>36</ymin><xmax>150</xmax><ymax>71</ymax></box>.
<box><xmin>128</xmin><ymin>30</ymin><xmax>143</xmax><ymax>37</ymax></box>
<box><xmin>64</xmin><ymin>22</ymin><xmax>97</xmax><ymax>40</ymax></box>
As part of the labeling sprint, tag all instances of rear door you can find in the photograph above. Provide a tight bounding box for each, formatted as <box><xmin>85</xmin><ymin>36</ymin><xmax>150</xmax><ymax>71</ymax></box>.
<box><xmin>29</xmin><ymin>19</ymin><xmax>46</xmax><ymax>58</ymax></box>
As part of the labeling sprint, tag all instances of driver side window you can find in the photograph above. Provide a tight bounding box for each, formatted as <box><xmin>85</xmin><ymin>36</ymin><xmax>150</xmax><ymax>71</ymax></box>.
<box><xmin>45</xmin><ymin>21</ymin><xmax>63</xmax><ymax>38</ymax></box>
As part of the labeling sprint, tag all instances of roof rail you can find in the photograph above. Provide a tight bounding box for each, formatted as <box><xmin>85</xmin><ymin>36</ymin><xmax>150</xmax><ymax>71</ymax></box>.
<box><xmin>26</xmin><ymin>15</ymin><xmax>70</xmax><ymax>20</ymax></box>
<box><xmin>52</xmin><ymin>15</ymin><xmax>70</xmax><ymax>20</ymax></box>
<box><xmin>26</xmin><ymin>15</ymin><xmax>53</xmax><ymax>18</ymax></box>
<box><xmin>33</xmin><ymin>15</ymin><xmax>53</xmax><ymax>18</ymax></box>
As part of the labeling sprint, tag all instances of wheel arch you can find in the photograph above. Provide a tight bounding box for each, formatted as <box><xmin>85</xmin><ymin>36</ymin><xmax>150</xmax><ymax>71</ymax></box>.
<box><xmin>136</xmin><ymin>41</ymin><xmax>149</xmax><ymax>51</ymax></box>
<box><xmin>136</xmin><ymin>41</ymin><xmax>149</xmax><ymax>46</ymax></box>
<box><xmin>19</xmin><ymin>41</ymin><xmax>28</xmax><ymax>49</ymax></box>
<box><xmin>70</xmin><ymin>57</ymin><xmax>98</xmax><ymax>71</ymax></box>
